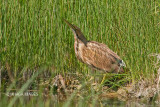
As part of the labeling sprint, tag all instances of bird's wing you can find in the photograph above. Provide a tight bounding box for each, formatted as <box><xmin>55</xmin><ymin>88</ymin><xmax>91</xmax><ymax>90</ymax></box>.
<box><xmin>81</xmin><ymin>41</ymin><xmax>123</xmax><ymax>72</ymax></box>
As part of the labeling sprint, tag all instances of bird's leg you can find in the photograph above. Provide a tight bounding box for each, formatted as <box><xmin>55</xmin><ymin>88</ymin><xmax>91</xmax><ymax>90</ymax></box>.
<box><xmin>92</xmin><ymin>68</ymin><xmax>96</xmax><ymax>82</ymax></box>
<box><xmin>100</xmin><ymin>74</ymin><xmax>107</xmax><ymax>85</ymax></box>
<box><xmin>118</xmin><ymin>66</ymin><xmax>121</xmax><ymax>73</ymax></box>
<box><xmin>89</xmin><ymin>68</ymin><xmax>97</xmax><ymax>83</ymax></box>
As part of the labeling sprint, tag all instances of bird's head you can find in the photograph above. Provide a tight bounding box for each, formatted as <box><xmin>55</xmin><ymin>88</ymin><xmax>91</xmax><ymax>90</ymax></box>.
<box><xmin>64</xmin><ymin>19</ymin><xmax>88</xmax><ymax>45</ymax></box>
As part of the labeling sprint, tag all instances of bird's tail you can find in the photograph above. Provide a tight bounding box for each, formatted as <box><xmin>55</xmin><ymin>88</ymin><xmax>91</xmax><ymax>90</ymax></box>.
<box><xmin>120</xmin><ymin>60</ymin><xmax>126</xmax><ymax>67</ymax></box>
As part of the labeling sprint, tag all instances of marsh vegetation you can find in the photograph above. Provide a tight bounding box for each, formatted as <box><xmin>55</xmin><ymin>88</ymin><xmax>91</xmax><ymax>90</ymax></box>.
<box><xmin>0</xmin><ymin>0</ymin><xmax>160</xmax><ymax>106</ymax></box>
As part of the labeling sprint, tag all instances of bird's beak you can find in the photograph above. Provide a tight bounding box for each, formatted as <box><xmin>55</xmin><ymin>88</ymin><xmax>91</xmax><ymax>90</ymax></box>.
<box><xmin>63</xmin><ymin>19</ymin><xmax>76</xmax><ymax>31</ymax></box>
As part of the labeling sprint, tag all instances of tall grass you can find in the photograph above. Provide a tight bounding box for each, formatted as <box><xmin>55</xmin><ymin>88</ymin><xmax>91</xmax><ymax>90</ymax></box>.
<box><xmin>0</xmin><ymin>0</ymin><xmax>160</xmax><ymax>106</ymax></box>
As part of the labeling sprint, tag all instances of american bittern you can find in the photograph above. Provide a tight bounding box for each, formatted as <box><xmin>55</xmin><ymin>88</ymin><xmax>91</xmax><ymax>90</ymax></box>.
<box><xmin>64</xmin><ymin>19</ymin><xmax>126</xmax><ymax>81</ymax></box>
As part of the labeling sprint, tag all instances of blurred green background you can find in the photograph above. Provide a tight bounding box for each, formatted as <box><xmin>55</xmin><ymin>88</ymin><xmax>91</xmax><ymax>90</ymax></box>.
<box><xmin>1</xmin><ymin>0</ymin><xmax>159</xmax><ymax>78</ymax></box>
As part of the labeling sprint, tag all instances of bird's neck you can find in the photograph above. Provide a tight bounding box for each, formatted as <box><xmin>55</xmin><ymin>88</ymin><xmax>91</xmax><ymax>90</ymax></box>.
<box><xmin>74</xmin><ymin>37</ymin><xmax>79</xmax><ymax>53</ymax></box>
<box><xmin>74</xmin><ymin>38</ymin><xmax>80</xmax><ymax>59</ymax></box>
<box><xmin>74</xmin><ymin>38</ymin><xmax>85</xmax><ymax>62</ymax></box>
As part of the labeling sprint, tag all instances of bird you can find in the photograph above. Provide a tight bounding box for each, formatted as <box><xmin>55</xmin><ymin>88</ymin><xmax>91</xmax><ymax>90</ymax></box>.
<box><xmin>64</xmin><ymin>19</ymin><xmax>126</xmax><ymax>75</ymax></box>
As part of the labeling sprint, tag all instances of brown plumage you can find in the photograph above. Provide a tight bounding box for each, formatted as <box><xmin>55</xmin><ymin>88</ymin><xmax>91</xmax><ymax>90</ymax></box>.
<box><xmin>64</xmin><ymin>19</ymin><xmax>125</xmax><ymax>73</ymax></box>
